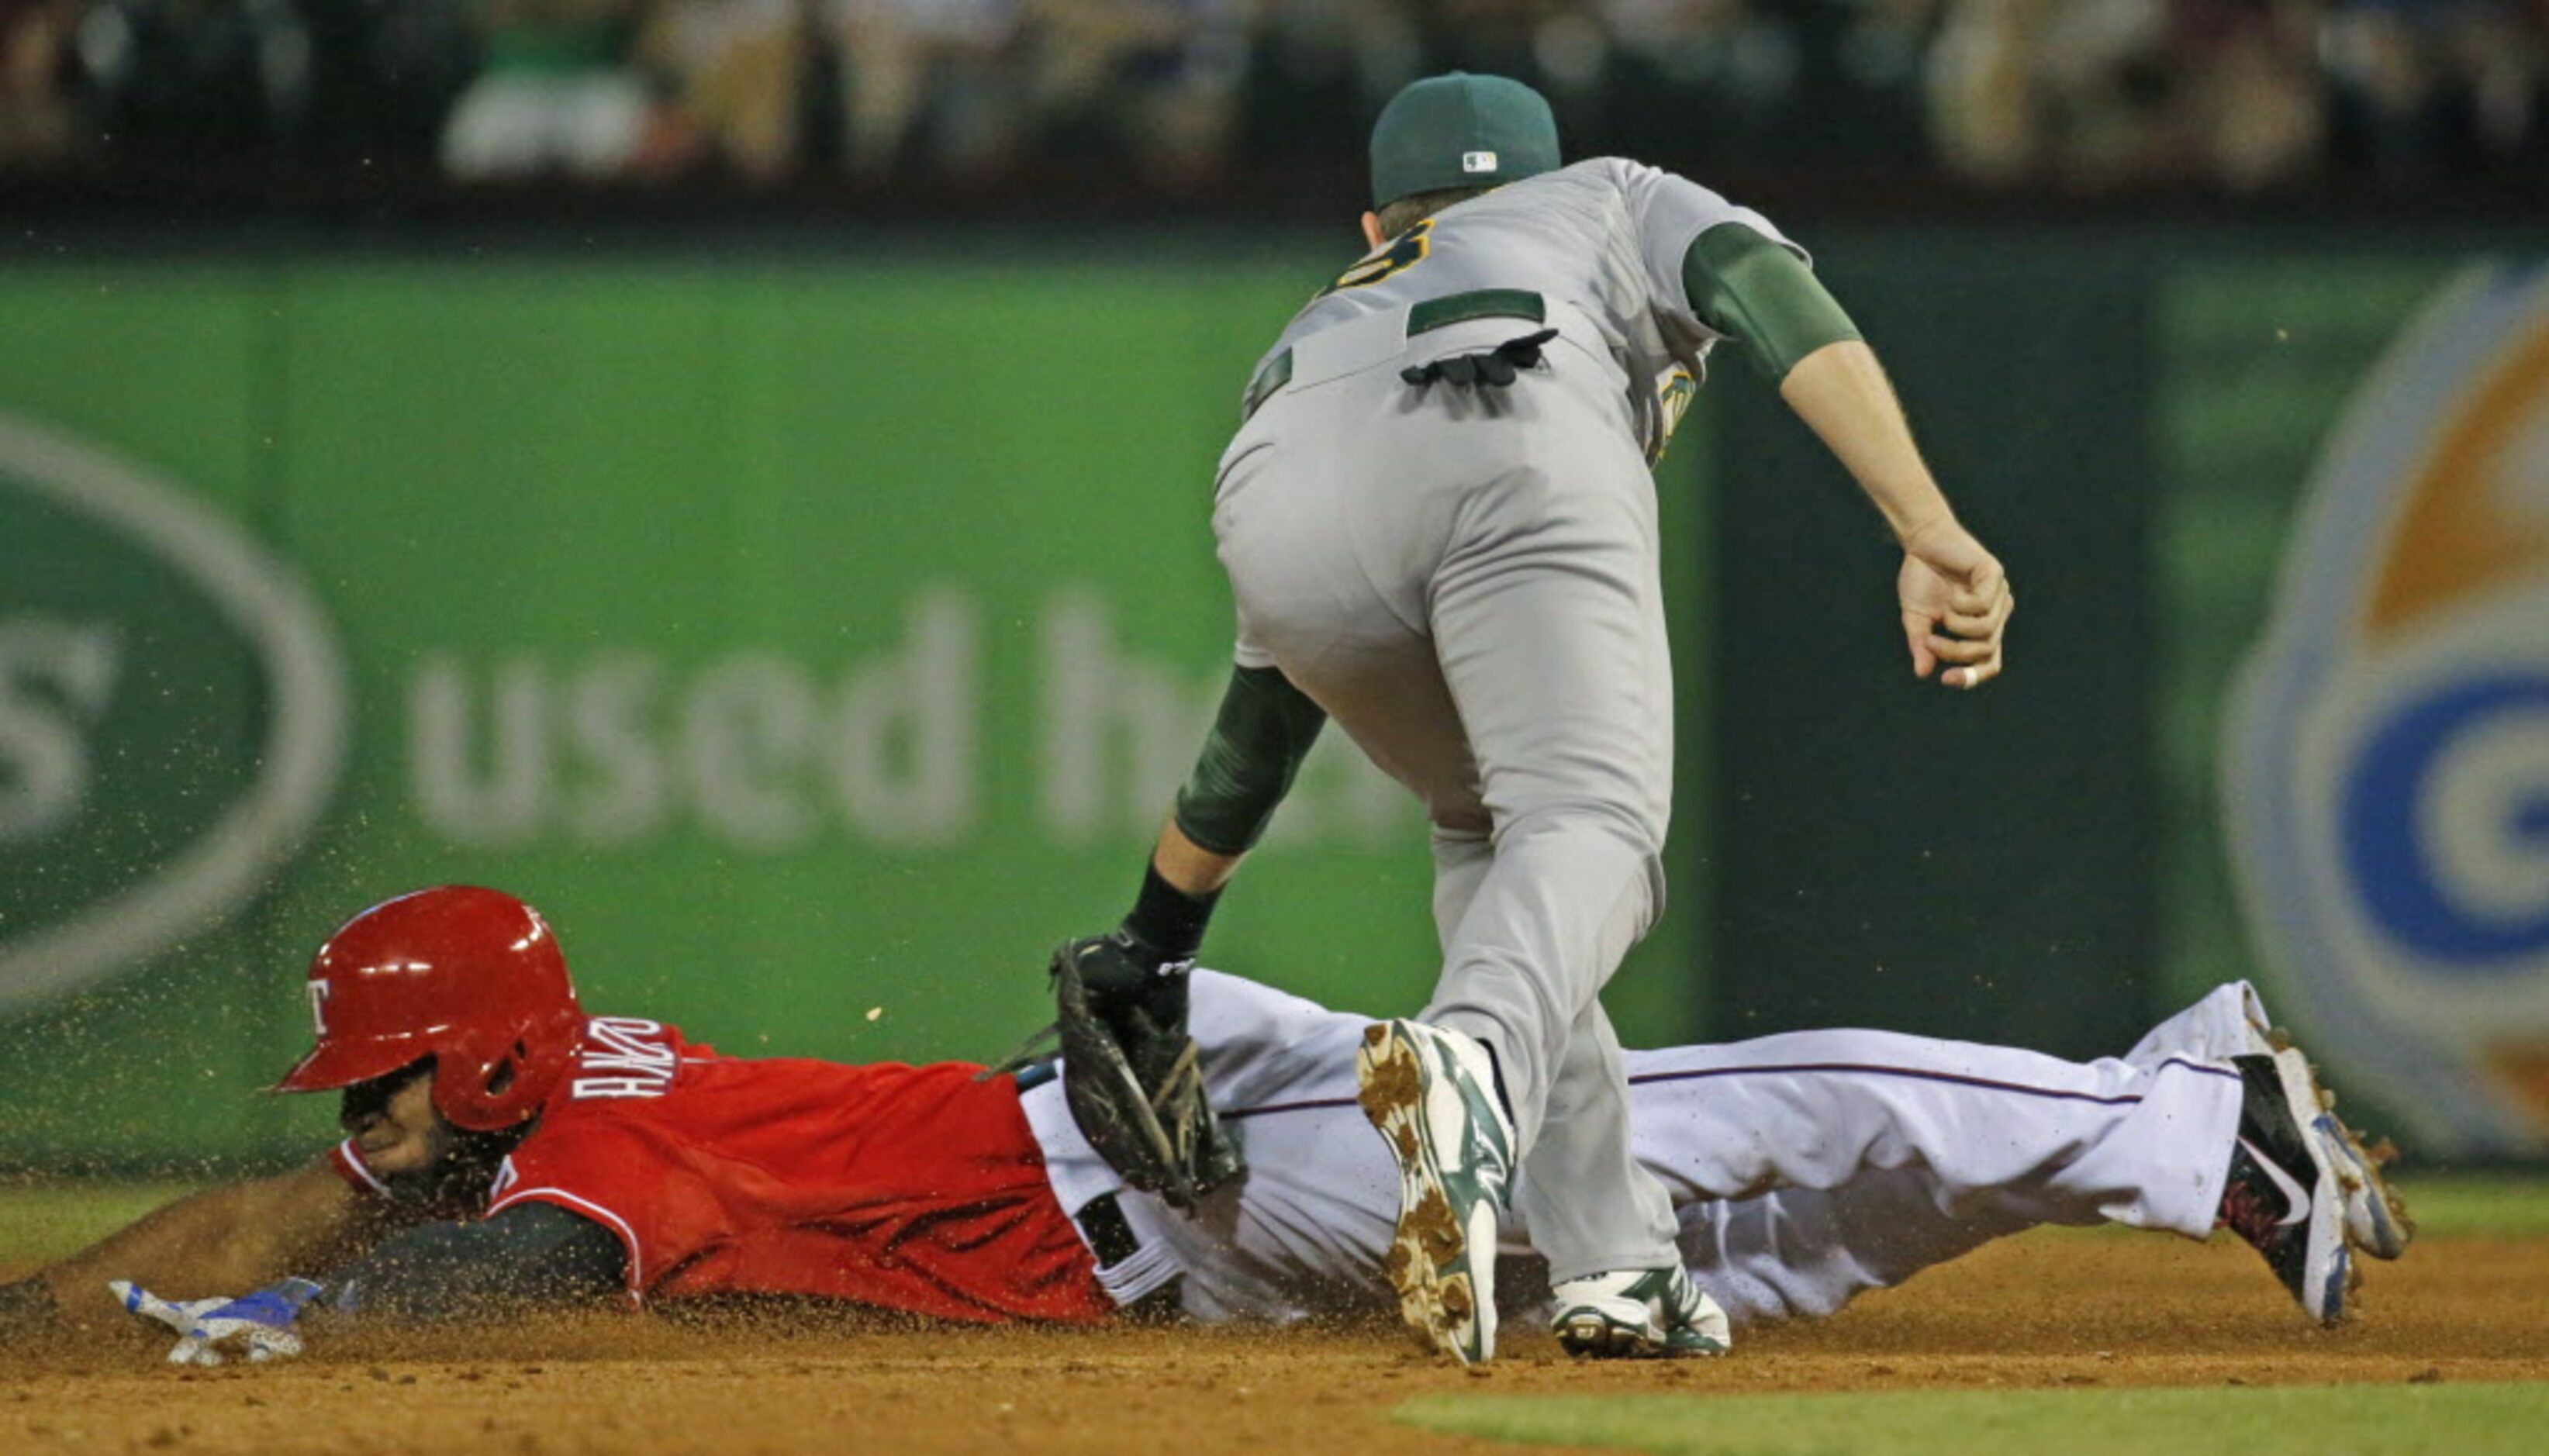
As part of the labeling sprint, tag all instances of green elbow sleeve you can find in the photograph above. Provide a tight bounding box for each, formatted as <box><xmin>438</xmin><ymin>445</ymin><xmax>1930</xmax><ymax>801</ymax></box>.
<box><xmin>1172</xmin><ymin>666</ymin><xmax>1328</xmax><ymax>855</ymax></box>
<box><xmin>1682</xmin><ymin>223</ymin><xmax>1863</xmax><ymax>382</ymax></box>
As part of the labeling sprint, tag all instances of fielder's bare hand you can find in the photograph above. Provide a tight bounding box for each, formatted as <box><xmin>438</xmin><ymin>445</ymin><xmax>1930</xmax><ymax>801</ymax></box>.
<box><xmin>1898</xmin><ymin>518</ymin><xmax>2011</xmax><ymax>690</ymax></box>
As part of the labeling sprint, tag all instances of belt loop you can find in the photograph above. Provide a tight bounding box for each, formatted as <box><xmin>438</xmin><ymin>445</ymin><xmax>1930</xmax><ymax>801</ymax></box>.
<box><xmin>1240</xmin><ymin>348</ymin><xmax>1295</xmax><ymax>424</ymax></box>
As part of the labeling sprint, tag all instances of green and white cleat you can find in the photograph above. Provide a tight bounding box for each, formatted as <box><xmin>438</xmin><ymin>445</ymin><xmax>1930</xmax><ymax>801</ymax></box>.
<box><xmin>1551</xmin><ymin>1265</ymin><xmax>1731</xmax><ymax>1358</ymax></box>
<box><xmin>1356</xmin><ymin>1019</ymin><xmax>1515</xmax><ymax>1366</ymax></box>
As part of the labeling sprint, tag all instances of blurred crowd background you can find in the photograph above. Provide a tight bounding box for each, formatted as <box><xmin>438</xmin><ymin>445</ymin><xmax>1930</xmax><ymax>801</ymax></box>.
<box><xmin>0</xmin><ymin>0</ymin><xmax>2542</xmax><ymax>205</ymax></box>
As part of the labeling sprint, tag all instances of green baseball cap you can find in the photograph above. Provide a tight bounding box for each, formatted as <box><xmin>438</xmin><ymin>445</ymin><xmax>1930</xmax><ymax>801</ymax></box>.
<box><xmin>1369</xmin><ymin>72</ymin><xmax>1561</xmax><ymax>209</ymax></box>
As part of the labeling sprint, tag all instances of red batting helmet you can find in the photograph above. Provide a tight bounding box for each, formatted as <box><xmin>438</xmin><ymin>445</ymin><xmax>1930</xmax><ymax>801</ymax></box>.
<box><xmin>273</xmin><ymin>886</ymin><xmax>585</xmax><ymax>1132</ymax></box>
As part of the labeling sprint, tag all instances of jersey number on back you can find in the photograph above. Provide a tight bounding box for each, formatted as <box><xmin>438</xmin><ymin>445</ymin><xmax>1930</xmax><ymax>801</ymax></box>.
<box><xmin>1321</xmin><ymin>220</ymin><xmax>1434</xmax><ymax>296</ymax></box>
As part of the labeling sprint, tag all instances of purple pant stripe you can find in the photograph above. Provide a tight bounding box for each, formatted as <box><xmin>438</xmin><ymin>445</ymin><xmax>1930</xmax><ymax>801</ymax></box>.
<box><xmin>1224</xmin><ymin>1096</ymin><xmax>1361</xmax><ymax>1121</ymax></box>
<box><xmin>1219</xmin><ymin>1056</ymin><xmax>2235</xmax><ymax>1120</ymax></box>
<box><xmin>1619</xmin><ymin>1055</ymin><xmax>2239</xmax><ymax>1106</ymax></box>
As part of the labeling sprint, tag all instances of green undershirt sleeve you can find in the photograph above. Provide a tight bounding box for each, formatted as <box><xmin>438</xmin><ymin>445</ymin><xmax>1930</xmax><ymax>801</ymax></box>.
<box><xmin>333</xmin><ymin>1201</ymin><xmax>627</xmax><ymax>1321</ymax></box>
<box><xmin>1173</xmin><ymin>665</ymin><xmax>1328</xmax><ymax>856</ymax></box>
<box><xmin>1680</xmin><ymin>223</ymin><xmax>1864</xmax><ymax>382</ymax></box>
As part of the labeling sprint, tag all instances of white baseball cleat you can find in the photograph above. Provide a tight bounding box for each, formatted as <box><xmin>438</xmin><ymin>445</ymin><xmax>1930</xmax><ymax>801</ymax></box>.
<box><xmin>1356</xmin><ymin>1019</ymin><xmax>1515</xmax><ymax>1366</ymax></box>
<box><xmin>1550</xmin><ymin>1265</ymin><xmax>1731</xmax><ymax>1358</ymax></box>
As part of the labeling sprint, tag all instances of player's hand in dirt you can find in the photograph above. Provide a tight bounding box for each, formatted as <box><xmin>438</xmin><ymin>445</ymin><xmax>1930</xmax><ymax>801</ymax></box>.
<box><xmin>1897</xmin><ymin>517</ymin><xmax>2011</xmax><ymax>690</ymax></box>
<box><xmin>112</xmin><ymin>1277</ymin><xmax>323</xmax><ymax>1366</ymax></box>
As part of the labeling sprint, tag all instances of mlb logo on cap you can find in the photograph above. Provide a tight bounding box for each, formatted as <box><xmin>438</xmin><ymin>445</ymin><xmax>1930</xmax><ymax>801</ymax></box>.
<box><xmin>1463</xmin><ymin>150</ymin><xmax>1498</xmax><ymax>174</ymax></box>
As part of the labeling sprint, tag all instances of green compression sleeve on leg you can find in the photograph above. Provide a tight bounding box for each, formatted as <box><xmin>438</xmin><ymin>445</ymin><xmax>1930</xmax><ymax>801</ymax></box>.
<box><xmin>1681</xmin><ymin>223</ymin><xmax>1863</xmax><ymax>382</ymax></box>
<box><xmin>1172</xmin><ymin>664</ymin><xmax>1328</xmax><ymax>855</ymax></box>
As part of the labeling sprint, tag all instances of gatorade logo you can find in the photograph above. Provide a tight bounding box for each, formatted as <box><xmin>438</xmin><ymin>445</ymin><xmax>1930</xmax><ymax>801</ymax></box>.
<box><xmin>0</xmin><ymin>414</ymin><xmax>348</xmax><ymax>1015</ymax></box>
<box><xmin>2226</xmin><ymin>266</ymin><xmax>2549</xmax><ymax>1154</ymax></box>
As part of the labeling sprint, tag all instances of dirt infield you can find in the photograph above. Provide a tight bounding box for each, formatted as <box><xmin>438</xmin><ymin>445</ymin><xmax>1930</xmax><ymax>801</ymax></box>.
<box><xmin>13</xmin><ymin>1228</ymin><xmax>2547</xmax><ymax>1455</ymax></box>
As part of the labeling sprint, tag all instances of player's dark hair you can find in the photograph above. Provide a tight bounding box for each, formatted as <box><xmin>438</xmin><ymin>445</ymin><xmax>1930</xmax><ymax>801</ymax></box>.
<box><xmin>1375</xmin><ymin>185</ymin><xmax>1495</xmax><ymax>241</ymax></box>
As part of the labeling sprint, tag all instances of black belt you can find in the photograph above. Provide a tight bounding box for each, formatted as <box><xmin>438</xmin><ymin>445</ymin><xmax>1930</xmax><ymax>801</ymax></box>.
<box><xmin>1075</xmin><ymin>1192</ymin><xmax>1142</xmax><ymax>1268</ymax></box>
<box><xmin>1007</xmin><ymin>1064</ymin><xmax>1147</xmax><ymax>1268</ymax></box>
<box><xmin>1241</xmin><ymin>288</ymin><xmax>1548</xmax><ymax>423</ymax></box>
<box><xmin>1076</xmin><ymin>1191</ymin><xmax>1183</xmax><ymax>1321</ymax></box>
<box><xmin>1014</xmin><ymin>1065</ymin><xmax>1180</xmax><ymax>1309</ymax></box>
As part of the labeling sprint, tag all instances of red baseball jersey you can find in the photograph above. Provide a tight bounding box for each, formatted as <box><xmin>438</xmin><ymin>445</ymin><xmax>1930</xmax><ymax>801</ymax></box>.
<box><xmin>331</xmin><ymin>1015</ymin><xmax>1109</xmax><ymax>1325</ymax></box>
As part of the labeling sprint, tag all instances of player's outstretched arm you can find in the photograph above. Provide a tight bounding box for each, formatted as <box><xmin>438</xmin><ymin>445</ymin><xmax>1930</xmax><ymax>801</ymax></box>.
<box><xmin>1030</xmin><ymin>666</ymin><xmax>1325</xmax><ymax>1209</ymax></box>
<box><xmin>1775</xmin><ymin>340</ymin><xmax>1951</xmax><ymax>543</ymax></box>
<box><xmin>1678</xmin><ymin>224</ymin><xmax>2012</xmax><ymax>689</ymax></box>
<box><xmin>93</xmin><ymin>1202</ymin><xmax>625</xmax><ymax>1365</ymax></box>
<box><xmin>1072</xmin><ymin>663</ymin><xmax>1328</xmax><ymax>982</ymax></box>
<box><xmin>326</xmin><ymin>1202</ymin><xmax>627</xmax><ymax>1320</ymax></box>
<box><xmin>1156</xmin><ymin>663</ymin><xmax>1329</xmax><ymax>898</ymax></box>
<box><xmin>0</xmin><ymin>1161</ymin><xmax>405</xmax><ymax>1336</ymax></box>
<box><xmin>1777</xmin><ymin>341</ymin><xmax>2012</xmax><ymax>690</ymax></box>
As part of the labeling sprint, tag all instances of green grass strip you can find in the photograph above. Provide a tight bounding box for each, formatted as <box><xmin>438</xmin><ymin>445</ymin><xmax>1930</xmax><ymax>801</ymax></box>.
<box><xmin>2387</xmin><ymin>1175</ymin><xmax>2549</xmax><ymax>1237</ymax></box>
<box><xmin>0</xmin><ymin>1183</ymin><xmax>197</xmax><ymax>1268</ymax></box>
<box><xmin>1399</xmin><ymin>1382</ymin><xmax>2549</xmax><ymax>1456</ymax></box>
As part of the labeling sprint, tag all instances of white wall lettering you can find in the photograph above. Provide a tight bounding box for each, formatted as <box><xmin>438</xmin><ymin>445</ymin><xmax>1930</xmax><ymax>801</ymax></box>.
<box><xmin>0</xmin><ymin>619</ymin><xmax>119</xmax><ymax>844</ymax></box>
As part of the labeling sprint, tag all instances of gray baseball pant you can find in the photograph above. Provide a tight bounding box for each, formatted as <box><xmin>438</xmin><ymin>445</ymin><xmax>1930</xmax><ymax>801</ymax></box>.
<box><xmin>1211</xmin><ymin>320</ymin><xmax>1682</xmax><ymax>1281</ymax></box>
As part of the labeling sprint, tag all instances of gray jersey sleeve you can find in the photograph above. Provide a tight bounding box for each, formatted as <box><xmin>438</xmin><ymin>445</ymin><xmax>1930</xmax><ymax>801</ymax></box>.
<box><xmin>1587</xmin><ymin>156</ymin><xmax>1809</xmax><ymax>346</ymax></box>
<box><xmin>1240</xmin><ymin>159</ymin><xmax>1812</xmax><ymax>468</ymax></box>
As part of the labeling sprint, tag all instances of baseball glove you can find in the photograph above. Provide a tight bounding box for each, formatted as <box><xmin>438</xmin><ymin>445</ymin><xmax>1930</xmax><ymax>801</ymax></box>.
<box><xmin>1048</xmin><ymin>935</ymin><xmax>1244</xmax><ymax>1212</ymax></box>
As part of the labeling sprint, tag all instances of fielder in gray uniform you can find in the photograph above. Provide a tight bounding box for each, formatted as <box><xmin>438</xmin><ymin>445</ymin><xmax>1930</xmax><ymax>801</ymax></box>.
<box><xmin>1054</xmin><ymin>72</ymin><xmax>2017</xmax><ymax>1366</ymax></box>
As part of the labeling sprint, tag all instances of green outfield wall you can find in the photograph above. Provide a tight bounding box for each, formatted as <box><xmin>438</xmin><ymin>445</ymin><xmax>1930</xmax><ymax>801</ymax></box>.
<box><xmin>1</xmin><ymin>236</ymin><xmax>2534</xmax><ymax>1168</ymax></box>
<box><xmin>0</xmin><ymin>254</ymin><xmax>1710</xmax><ymax>1168</ymax></box>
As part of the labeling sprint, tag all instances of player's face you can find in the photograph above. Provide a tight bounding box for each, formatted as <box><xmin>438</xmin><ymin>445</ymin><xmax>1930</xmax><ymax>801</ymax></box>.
<box><xmin>339</xmin><ymin>1060</ymin><xmax>527</xmax><ymax>1209</ymax></box>
<box><xmin>341</xmin><ymin>1063</ymin><xmax>450</xmax><ymax>1180</ymax></box>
